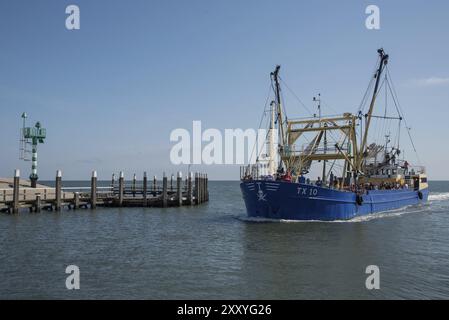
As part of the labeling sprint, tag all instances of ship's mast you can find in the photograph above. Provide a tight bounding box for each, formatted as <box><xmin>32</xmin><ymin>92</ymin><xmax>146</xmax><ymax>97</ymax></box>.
<box><xmin>267</xmin><ymin>101</ymin><xmax>277</xmax><ymax>176</ymax></box>
<box><xmin>358</xmin><ymin>48</ymin><xmax>389</xmax><ymax>171</ymax></box>
<box><xmin>314</xmin><ymin>94</ymin><xmax>327</xmax><ymax>183</ymax></box>
<box><xmin>271</xmin><ymin>65</ymin><xmax>286</xmax><ymax>170</ymax></box>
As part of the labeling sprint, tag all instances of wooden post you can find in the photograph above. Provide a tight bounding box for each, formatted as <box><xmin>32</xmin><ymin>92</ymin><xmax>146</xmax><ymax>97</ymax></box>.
<box><xmin>198</xmin><ymin>173</ymin><xmax>201</xmax><ymax>204</ymax></box>
<box><xmin>55</xmin><ymin>170</ymin><xmax>62</xmax><ymax>211</ymax></box>
<box><xmin>12</xmin><ymin>169</ymin><xmax>20</xmax><ymax>214</ymax></box>
<box><xmin>153</xmin><ymin>175</ymin><xmax>157</xmax><ymax>194</ymax></box>
<box><xmin>201</xmin><ymin>173</ymin><xmax>205</xmax><ymax>204</ymax></box>
<box><xmin>143</xmin><ymin>171</ymin><xmax>148</xmax><ymax>205</ymax></box>
<box><xmin>132</xmin><ymin>173</ymin><xmax>137</xmax><ymax>197</ymax></box>
<box><xmin>170</xmin><ymin>174</ymin><xmax>174</xmax><ymax>192</ymax></box>
<box><xmin>176</xmin><ymin>171</ymin><xmax>183</xmax><ymax>207</ymax></box>
<box><xmin>188</xmin><ymin>172</ymin><xmax>193</xmax><ymax>205</ymax></box>
<box><xmin>119</xmin><ymin>171</ymin><xmax>124</xmax><ymax>207</ymax></box>
<box><xmin>162</xmin><ymin>173</ymin><xmax>168</xmax><ymax>208</ymax></box>
<box><xmin>201</xmin><ymin>173</ymin><xmax>205</xmax><ymax>203</ymax></box>
<box><xmin>195</xmin><ymin>172</ymin><xmax>199</xmax><ymax>204</ymax></box>
<box><xmin>35</xmin><ymin>194</ymin><xmax>41</xmax><ymax>213</ymax></box>
<box><xmin>205</xmin><ymin>173</ymin><xmax>209</xmax><ymax>202</ymax></box>
<box><xmin>91</xmin><ymin>170</ymin><xmax>97</xmax><ymax>209</ymax></box>
<box><xmin>74</xmin><ymin>192</ymin><xmax>80</xmax><ymax>209</ymax></box>
<box><xmin>199</xmin><ymin>172</ymin><xmax>203</xmax><ymax>204</ymax></box>
<box><xmin>111</xmin><ymin>173</ymin><xmax>116</xmax><ymax>188</ymax></box>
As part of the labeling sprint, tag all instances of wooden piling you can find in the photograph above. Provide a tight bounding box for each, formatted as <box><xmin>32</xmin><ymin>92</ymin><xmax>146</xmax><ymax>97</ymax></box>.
<box><xmin>162</xmin><ymin>174</ymin><xmax>168</xmax><ymax>208</ymax></box>
<box><xmin>170</xmin><ymin>174</ymin><xmax>174</xmax><ymax>192</ymax></box>
<box><xmin>176</xmin><ymin>171</ymin><xmax>182</xmax><ymax>207</ymax></box>
<box><xmin>201</xmin><ymin>173</ymin><xmax>204</xmax><ymax>204</ymax></box>
<box><xmin>35</xmin><ymin>194</ymin><xmax>41</xmax><ymax>213</ymax></box>
<box><xmin>202</xmin><ymin>173</ymin><xmax>205</xmax><ymax>203</ymax></box>
<box><xmin>143</xmin><ymin>171</ymin><xmax>148</xmax><ymax>205</ymax></box>
<box><xmin>118</xmin><ymin>171</ymin><xmax>124</xmax><ymax>206</ymax></box>
<box><xmin>153</xmin><ymin>175</ymin><xmax>157</xmax><ymax>193</ymax></box>
<box><xmin>74</xmin><ymin>192</ymin><xmax>80</xmax><ymax>209</ymax></box>
<box><xmin>55</xmin><ymin>170</ymin><xmax>62</xmax><ymax>211</ymax></box>
<box><xmin>132</xmin><ymin>173</ymin><xmax>137</xmax><ymax>197</ymax></box>
<box><xmin>12</xmin><ymin>169</ymin><xmax>20</xmax><ymax>214</ymax></box>
<box><xmin>198</xmin><ymin>173</ymin><xmax>201</xmax><ymax>204</ymax></box>
<box><xmin>205</xmin><ymin>173</ymin><xmax>208</xmax><ymax>201</ymax></box>
<box><xmin>111</xmin><ymin>173</ymin><xmax>116</xmax><ymax>188</ymax></box>
<box><xmin>188</xmin><ymin>172</ymin><xmax>193</xmax><ymax>205</ymax></box>
<box><xmin>91</xmin><ymin>170</ymin><xmax>97</xmax><ymax>209</ymax></box>
<box><xmin>201</xmin><ymin>173</ymin><xmax>206</xmax><ymax>203</ymax></box>
<box><xmin>194</xmin><ymin>173</ymin><xmax>198</xmax><ymax>204</ymax></box>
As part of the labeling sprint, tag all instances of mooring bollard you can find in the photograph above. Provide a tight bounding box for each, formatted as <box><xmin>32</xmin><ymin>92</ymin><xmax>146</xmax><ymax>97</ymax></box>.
<box><xmin>188</xmin><ymin>172</ymin><xmax>193</xmax><ymax>205</ymax></box>
<box><xmin>12</xmin><ymin>169</ymin><xmax>20</xmax><ymax>214</ymax></box>
<box><xmin>55</xmin><ymin>170</ymin><xmax>62</xmax><ymax>211</ymax></box>
<box><xmin>35</xmin><ymin>194</ymin><xmax>41</xmax><ymax>213</ymax></box>
<box><xmin>143</xmin><ymin>171</ymin><xmax>148</xmax><ymax>204</ymax></box>
<box><xmin>176</xmin><ymin>171</ymin><xmax>183</xmax><ymax>207</ymax></box>
<box><xmin>162</xmin><ymin>173</ymin><xmax>168</xmax><ymax>208</ymax></box>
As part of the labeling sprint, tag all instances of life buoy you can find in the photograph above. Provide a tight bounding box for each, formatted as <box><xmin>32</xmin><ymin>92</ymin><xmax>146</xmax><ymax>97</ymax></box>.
<box><xmin>356</xmin><ymin>194</ymin><xmax>364</xmax><ymax>206</ymax></box>
<box><xmin>418</xmin><ymin>191</ymin><xmax>423</xmax><ymax>200</ymax></box>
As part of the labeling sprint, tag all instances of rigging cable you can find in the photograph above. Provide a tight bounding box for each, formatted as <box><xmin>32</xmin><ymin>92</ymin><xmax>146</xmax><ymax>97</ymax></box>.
<box><xmin>278</xmin><ymin>76</ymin><xmax>314</xmax><ymax>116</ymax></box>
<box><xmin>248</xmin><ymin>81</ymin><xmax>274</xmax><ymax>164</ymax></box>
<box><xmin>385</xmin><ymin>67</ymin><xmax>422</xmax><ymax>165</ymax></box>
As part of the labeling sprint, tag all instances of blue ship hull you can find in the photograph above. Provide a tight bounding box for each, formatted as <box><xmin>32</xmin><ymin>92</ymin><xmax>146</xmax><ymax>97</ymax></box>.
<box><xmin>240</xmin><ymin>180</ymin><xmax>429</xmax><ymax>221</ymax></box>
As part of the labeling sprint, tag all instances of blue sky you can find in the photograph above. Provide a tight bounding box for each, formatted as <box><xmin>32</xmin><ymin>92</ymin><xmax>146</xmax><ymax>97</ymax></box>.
<box><xmin>0</xmin><ymin>0</ymin><xmax>448</xmax><ymax>180</ymax></box>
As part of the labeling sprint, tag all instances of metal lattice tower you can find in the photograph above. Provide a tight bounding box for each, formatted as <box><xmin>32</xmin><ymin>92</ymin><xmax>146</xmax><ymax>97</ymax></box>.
<box><xmin>20</xmin><ymin>113</ymin><xmax>46</xmax><ymax>188</ymax></box>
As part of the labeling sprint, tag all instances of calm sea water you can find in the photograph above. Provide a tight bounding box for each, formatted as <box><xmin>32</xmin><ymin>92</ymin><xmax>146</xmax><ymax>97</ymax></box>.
<box><xmin>0</xmin><ymin>181</ymin><xmax>448</xmax><ymax>299</ymax></box>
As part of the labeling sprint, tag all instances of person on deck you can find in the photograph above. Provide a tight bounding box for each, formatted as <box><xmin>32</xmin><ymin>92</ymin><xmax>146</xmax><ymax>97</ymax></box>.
<box><xmin>282</xmin><ymin>171</ymin><xmax>292</xmax><ymax>182</ymax></box>
<box><xmin>315</xmin><ymin>177</ymin><xmax>322</xmax><ymax>187</ymax></box>
<box><xmin>403</xmin><ymin>161</ymin><xmax>409</xmax><ymax>174</ymax></box>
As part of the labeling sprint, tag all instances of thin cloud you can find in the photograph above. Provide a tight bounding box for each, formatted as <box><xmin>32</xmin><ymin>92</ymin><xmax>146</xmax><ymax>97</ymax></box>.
<box><xmin>409</xmin><ymin>77</ymin><xmax>449</xmax><ymax>87</ymax></box>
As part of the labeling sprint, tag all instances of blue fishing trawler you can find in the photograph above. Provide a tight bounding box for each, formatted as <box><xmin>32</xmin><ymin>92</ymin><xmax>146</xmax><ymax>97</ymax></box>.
<box><xmin>240</xmin><ymin>49</ymin><xmax>429</xmax><ymax>221</ymax></box>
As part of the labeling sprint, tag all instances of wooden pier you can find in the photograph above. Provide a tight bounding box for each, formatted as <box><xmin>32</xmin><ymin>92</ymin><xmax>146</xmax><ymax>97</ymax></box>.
<box><xmin>0</xmin><ymin>169</ymin><xmax>209</xmax><ymax>214</ymax></box>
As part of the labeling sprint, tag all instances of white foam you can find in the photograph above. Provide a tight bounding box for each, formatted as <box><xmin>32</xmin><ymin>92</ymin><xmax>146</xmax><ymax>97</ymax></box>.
<box><xmin>428</xmin><ymin>192</ymin><xmax>449</xmax><ymax>201</ymax></box>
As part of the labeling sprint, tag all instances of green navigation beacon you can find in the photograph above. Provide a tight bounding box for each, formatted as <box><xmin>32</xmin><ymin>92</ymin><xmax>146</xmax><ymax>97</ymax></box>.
<box><xmin>20</xmin><ymin>112</ymin><xmax>46</xmax><ymax>188</ymax></box>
